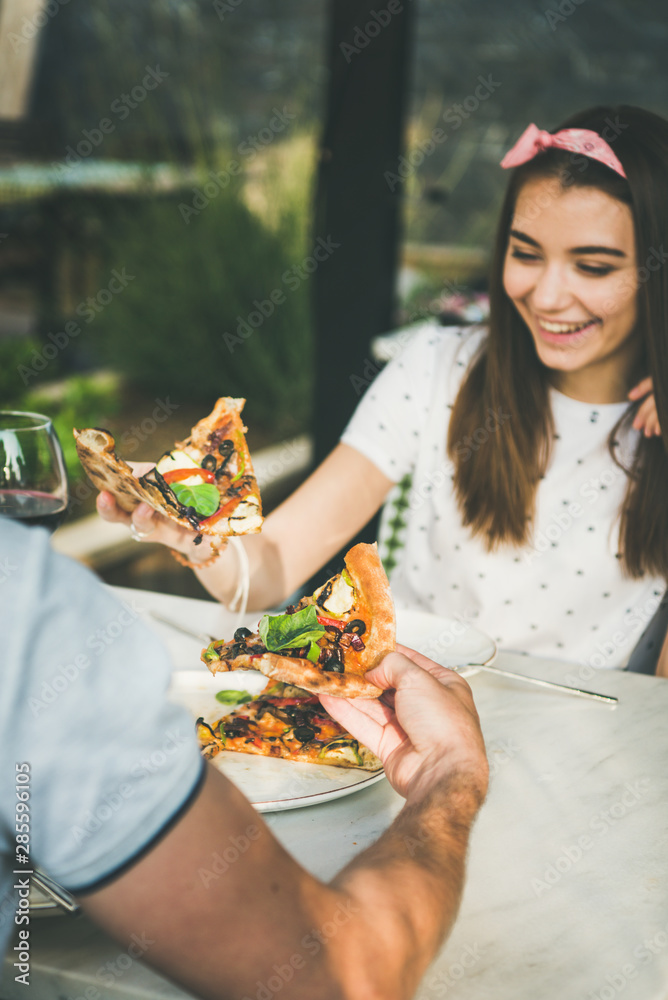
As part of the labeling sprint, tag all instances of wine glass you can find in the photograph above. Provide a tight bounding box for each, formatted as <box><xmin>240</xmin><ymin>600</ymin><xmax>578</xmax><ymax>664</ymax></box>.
<box><xmin>0</xmin><ymin>411</ymin><xmax>69</xmax><ymax>531</ymax></box>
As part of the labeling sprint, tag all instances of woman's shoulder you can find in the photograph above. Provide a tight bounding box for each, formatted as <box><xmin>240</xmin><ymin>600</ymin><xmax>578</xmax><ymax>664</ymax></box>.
<box><xmin>373</xmin><ymin>321</ymin><xmax>487</xmax><ymax>374</ymax></box>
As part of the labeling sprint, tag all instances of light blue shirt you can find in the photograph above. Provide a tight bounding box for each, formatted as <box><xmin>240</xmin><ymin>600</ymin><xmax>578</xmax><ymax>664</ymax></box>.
<box><xmin>0</xmin><ymin>520</ymin><xmax>203</xmax><ymax>962</ymax></box>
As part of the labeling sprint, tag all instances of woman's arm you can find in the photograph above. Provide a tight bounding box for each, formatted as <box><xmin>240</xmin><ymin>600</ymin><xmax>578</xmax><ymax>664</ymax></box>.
<box><xmin>98</xmin><ymin>443</ymin><xmax>395</xmax><ymax>610</ymax></box>
<box><xmin>656</xmin><ymin>626</ymin><xmax>668</xmax><ymax>678</ymax></box>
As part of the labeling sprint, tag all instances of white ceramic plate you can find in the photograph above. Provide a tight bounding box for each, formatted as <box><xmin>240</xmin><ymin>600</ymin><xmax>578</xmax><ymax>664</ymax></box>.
<box><xmin>168</xmin><ymin>610</ymin><xmax>495</xmax><ymax>812</ymax></box>
<box><xmin>395</xmin><ymin>607</ymin><xmax>497</xmax><ymax>676</ymax></box>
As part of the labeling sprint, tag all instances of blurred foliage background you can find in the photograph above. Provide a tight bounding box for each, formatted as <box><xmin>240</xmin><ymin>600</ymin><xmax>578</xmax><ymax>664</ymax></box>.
<box><xmin>2</xmin><ymin>0</ymin><xmax>668</xmax><ymax>507</ymax></box>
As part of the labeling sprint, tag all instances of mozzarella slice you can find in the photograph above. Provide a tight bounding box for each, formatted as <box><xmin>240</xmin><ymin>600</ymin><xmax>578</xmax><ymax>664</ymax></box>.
<box><xmin>315</xmin><ymin>575</ymin><xmax>355</xmax><ymax>616</ymax></box>
<box><xmin>229</xmin><ymin>497</ymin><xmax>262</xmax><ymax>533</ymax></box>
<box><xmin>155</xmin><ymin>450</ymin><xmax>201</xmax><ymax>475</ymax></box>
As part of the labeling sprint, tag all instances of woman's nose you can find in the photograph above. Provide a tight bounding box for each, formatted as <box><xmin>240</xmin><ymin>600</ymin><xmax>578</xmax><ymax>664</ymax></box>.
<box><xmin>531</xmin><ymin>264</ymin><xmax>572</xmax><ymax>312</ymax></box>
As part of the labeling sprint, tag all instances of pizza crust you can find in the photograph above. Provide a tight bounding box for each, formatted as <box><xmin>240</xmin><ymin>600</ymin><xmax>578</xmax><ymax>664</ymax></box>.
<box><xmin>344</xmin><ymin>543</ymin><xmax>396</xmax><ymax>672</ymax></box>
<box><xmin>206</xmin><ymin>543</ymin><xmax>395</xmax><ymax>698</ymax></box>
<box><xmin>209</xmin><ymin>650</ymin><xmax>384</xmax><ymax>698</ymax></box>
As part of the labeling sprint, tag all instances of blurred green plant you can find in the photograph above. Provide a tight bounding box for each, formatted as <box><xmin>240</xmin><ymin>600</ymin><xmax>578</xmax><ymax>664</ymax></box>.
<box><xmin>88</xmin><ymin>173</ymin><xmax>313</xmax><ymax>439</ymax></box>
<box><xmin>24</xmin><ymin>374</ymin><xmax>120</xmax><ymax>487</ymax></box>
<box><xmin>0</xmin><ymin>338</ymin><xmax>44</xmax><ymax>407</ymax></box>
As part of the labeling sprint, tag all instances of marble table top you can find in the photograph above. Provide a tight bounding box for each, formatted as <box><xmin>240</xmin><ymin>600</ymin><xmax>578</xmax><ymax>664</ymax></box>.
<box><xmin>2</xmin><ymin>587</ymin><xmax>667</xmax><ymax>1000</ymax></box>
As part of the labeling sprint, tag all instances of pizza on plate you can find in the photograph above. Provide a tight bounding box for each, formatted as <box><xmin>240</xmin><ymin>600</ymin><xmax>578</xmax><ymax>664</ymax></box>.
<box><xmin>74</xmin><ymin>397</ymin><xmax>263</xmax><ymax>542</ymax></box>
<box><xmin>196</xmin><ymin>681</ymin><xmax>382</xmax><ymax>771</ymax></box>
<box><xmin>202</xmin><ymin>542</ymin><xmax>395</xmax><ymax>698</ymax></box>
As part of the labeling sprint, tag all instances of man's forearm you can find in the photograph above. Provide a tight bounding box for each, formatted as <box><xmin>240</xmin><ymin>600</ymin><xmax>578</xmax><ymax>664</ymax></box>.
<box><xmin>324</xmin><ymin>772</ymin><xmax>484</xmax><ymax>1000</ymax></box>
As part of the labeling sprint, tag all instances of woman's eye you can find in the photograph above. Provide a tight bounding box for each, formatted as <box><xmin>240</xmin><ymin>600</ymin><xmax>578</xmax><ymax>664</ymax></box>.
<box><xmin>577</xmin><ymin>263</ymin><xmax>614</xmax><ymax>276</ymax></box>
<box><xmin>510</xmin><ymin>248</ymin><xmax>540</xmax><ymax>262</ymax></box>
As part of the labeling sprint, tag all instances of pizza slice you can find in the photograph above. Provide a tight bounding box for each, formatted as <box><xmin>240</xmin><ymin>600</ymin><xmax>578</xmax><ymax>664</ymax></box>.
<box><xmin>202</xmin><ymin>542</ymin><xmax>395</xmax><ymax>698</ymax></box>
<box><xmin>74</xmin><ymin>397</ymin><xmax>263</xmax><ymax>541</ymax></box>
<box><xmin>196</xmin><ymin>681</ymin><xmax>382</xmax><ymax>771</ymax></box>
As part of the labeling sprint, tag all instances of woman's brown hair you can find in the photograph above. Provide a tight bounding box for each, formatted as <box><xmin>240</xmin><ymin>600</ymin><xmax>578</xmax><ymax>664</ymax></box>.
<box><xmin>448</xmin><ymin>105</ymin><xmax>668</xmax><ymax>579</ymax></box>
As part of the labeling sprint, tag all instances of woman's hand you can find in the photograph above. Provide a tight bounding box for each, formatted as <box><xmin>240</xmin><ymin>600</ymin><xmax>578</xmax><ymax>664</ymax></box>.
<box><xmin>95</xmin><ymin>462</ymin><xmax>213</xmax><ymax>562</ymax></box>
<box><xmin>629</xmin><ymin>377</ymin><xmax>662</xmax><ymax>437</ymax></box>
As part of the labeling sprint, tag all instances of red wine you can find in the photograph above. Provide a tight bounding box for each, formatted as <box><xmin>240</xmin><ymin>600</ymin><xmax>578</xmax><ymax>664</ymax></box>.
<box><xmin>0</xmin><ymin>490</ymin><xmax>68</xmax><ymax>531</ymax></box>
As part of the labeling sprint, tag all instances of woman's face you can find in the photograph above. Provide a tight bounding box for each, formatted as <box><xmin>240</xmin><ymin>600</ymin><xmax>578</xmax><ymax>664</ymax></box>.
<box><xmin>502</xmin><ymin>176</ymin><xmax>639</xmax><ymax>403</ymax></box>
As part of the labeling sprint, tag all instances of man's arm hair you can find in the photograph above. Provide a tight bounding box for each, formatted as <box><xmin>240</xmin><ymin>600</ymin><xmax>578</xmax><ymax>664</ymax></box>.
<box><xmin>80</xmin><ymin>763</ymin><xmax>482</xmax><ymax>1000</ymax></box>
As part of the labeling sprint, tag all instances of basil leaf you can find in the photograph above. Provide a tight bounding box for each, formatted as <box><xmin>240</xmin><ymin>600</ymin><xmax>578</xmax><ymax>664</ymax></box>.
<box><xmin>215</xmin><ymin>689</ymin><xmax>252</xmax><ymax>705</ymax></box>
<box><xmin>171</xmin><ymin>482</ymin><xmax>220</xmax><ymax>516</ymax></box>
<box><xmin>259</xmin><ymin>604</ymin><xmax>326</xmax><ymax>652</ymax></box>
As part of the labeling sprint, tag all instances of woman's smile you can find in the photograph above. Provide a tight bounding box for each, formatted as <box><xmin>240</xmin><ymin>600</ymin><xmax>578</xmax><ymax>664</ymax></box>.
<box><xmin>503</xmin><ymin>178</ymin><xmax>640</xmax><ymax>403</ymax></box>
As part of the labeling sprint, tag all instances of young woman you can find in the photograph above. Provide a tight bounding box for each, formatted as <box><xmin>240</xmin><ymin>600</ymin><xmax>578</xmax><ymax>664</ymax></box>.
<box><xmin>100</xmin><ymin>104</ymin><xmax>668</xmax><ymax>674</ymax></box>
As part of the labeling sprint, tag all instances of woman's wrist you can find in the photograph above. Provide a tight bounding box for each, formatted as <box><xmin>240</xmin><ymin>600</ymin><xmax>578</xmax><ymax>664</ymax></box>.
<box><xmin>170</xmin><ymin>535</ymin><xmax>222</xmax><ymax>570</ymax></box>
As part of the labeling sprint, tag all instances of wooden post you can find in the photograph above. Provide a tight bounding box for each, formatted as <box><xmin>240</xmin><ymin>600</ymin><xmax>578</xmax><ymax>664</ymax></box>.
<box><xmin>312</xmin><ymin>0</ymin><xmax>415</xmax><ymax>464</ymax></box>
<box><xmin>0</xmin><ymin>0</ymin><xmax>49</xmax><ymax>120</ymax></box>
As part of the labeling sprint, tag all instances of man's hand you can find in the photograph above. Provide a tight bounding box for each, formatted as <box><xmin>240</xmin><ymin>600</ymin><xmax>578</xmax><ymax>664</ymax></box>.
<box><xmin>629</xmin><ymin>377</ymin><xmax>662</xmax><ymax>437</ymax></box>
<box><xmin>321</xmin><ymin>645</ymin><xmax>488</xmax><ymax>806</ymax></box>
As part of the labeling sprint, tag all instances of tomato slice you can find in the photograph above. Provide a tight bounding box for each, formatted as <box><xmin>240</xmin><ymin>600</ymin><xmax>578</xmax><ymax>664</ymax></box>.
<box><xmin>199</xmin><ymin>486</ymin><xmax>253</xmax><ymax>527</ymax></box>
<box><xmin>317</xmin><ymin>615</ymin><xmax>345</xmax><ymax>629</ymax></box>
<box><xmin>163</xmin><ymin>468</ymin><xmax>215</xmax><ymax>485</ymax></box>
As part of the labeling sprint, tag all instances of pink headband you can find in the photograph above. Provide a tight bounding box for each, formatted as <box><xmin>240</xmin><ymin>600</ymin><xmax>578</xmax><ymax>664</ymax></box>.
<box><xmin>500</xmin><ymin>123</ymin><xmax>627</xmax><ymax>179</ymax></box>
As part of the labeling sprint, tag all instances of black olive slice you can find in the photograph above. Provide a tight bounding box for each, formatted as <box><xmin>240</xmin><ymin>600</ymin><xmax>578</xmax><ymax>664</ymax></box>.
<box><xmin>293</xmin><ymin>725</ymin><xmax>316</xmax><ymax>744</ymax></box>
<box><xmin>218</xmin><ymin>439</ymin><xmax>234</xmax><ymax>457</ymax></box>
<box><xmin>343</xmin><ymin>619</ymin><xmax>366</xmax><ymax>636</ymax></box>
<box><xmin>234</xmin><ymin>627</ymin><xmax>253</xmax><ymax>642</ymax></box>
<box><xmin>321</xmin><ymin>654</ymin><xmax>344</xmax><ymax>673</ymax></box>
<box><xmin>201</xmin><ymin>454</ymin><xmax>217</xmax><ymax>471</ymax></box>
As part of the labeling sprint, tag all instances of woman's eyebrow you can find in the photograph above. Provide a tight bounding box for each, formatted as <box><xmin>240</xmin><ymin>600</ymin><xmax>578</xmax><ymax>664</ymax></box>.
<box><xmin>509</xmin><ymin>228</ymin><xmax>540</xmax><ymax>247</ymax></box>
<box><xmin>570</xmin><ymin>244</ymin><xmax>627</xmax><ymax>257</ymax></box>
<box><xmin>509</xmin><ymin>229</ymin><xmax>626</xmax><ymax>258</ymax></box>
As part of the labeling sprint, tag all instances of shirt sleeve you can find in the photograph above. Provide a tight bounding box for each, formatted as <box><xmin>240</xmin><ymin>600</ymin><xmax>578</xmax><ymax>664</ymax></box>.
<box><xmin>0</xmin><ymin>522</ymin><xmax>204</xmax><ymax>893</ymax></box>
<box><xmin>341</xmin><ymin>322</ymin><xmax>443</xmax><ymax>482</ymax></box>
